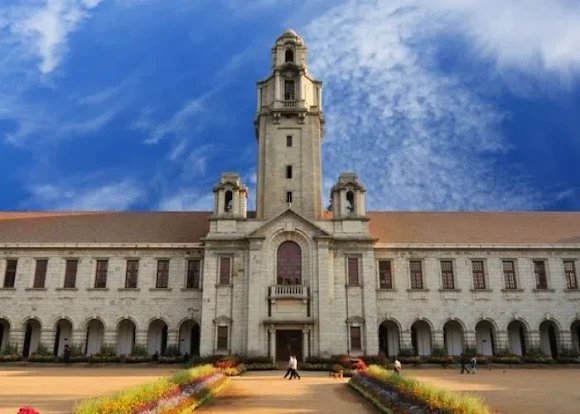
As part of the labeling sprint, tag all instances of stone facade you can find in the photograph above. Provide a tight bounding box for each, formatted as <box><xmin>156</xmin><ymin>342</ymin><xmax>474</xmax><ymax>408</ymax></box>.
<box><xmin>1</xmin><ymin>30</ymin><xmax>579</xmax><ymax>360</ymax></box>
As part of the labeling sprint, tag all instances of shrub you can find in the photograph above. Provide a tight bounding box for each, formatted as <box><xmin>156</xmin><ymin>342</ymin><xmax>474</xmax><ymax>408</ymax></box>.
<box><xmin>397</xmin><ymin>347</ymin><xmax>415</xmax><ymax>357</ymax></box>
<box><xmin>245</xmin><ymin>362</ymin><xmax>277</xmax><ymax>370</ymax></box>
<box><xmin>163</xmin><ymin>344</ymin><xmax>181</xmax><ymax>357</ymax></box>
<box><xmin>131</xmin><ymin>344</ymin><xmax>149</xmax><ymax>356</ymax></box>
<box><xmin>1</xmin><ymin>342</ymin><xmax>19</xmax><ymax>355</ymax></box>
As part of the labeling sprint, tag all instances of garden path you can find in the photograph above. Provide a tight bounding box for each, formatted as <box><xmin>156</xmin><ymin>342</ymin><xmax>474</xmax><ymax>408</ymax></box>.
<box><xmin>197</xmin><ymin>371</ymin><xmax>378</xmax><ymax>414</ymax></box>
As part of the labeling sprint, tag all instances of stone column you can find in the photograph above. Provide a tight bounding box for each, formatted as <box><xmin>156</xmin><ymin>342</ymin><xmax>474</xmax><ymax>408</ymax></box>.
<box><xmin>135</xmin><ymin>329</ymin><xmax>148</xmax><ymax>349</ymax></box>
<box><xmin>274</xmin><ymin>72</ymin><xmax>280</xmax><ymax>100</ymax></box>
<box><xmin>269</xmin><ymin>326</ymin><xmax>276</xmax><ymax>362</ymax></box>
<box><xmin>464</xmin><ymin>330</ymin><xmax>477</xmax><ymax>351</ymax></box>
<box><xmin>39</xmin><ymin>329</ymin><xmax>54</xmax><ymax>353</ymax></box>
<box><xmin>103</xmin><ymin>330</ymin><xmax>116</xmax><ymax>350</ymax></box>
<box><xmin>432</xmin><ymin>330</ymin><xmax>444</xmax><ymax>352</ymax></box>
<box><xmin>528</xmin><ymin>330</ymin><xmax>541</xmax><ymax>349</ymax></box>
<box><xmin>559</xmin><ymin>329</ymin><xmax>572</xmax><ymax>352</ymax></box>
<box><xmin>167</xmin><ymin>329</ymin><xmax>179</xmax><ymax>349</ymax></box>
<box><xmin>302</xmin><ymin>328</ymin><xmax>309</xmax><ymax>361</ymax></box>
<box><xmin>71</xmin><ymin>329</ymin><xmax>86</xmax><ymax>354</ymax></box>
<box><xmin>10</xmin><ymin>329</ymin><xmax>24</xmax><ymax>354</ymax></box>
<box><xmin>400</xmin><ymin>330</ymin><xmax>413</xmax><ymax>351</ymax></box>
<box><xmin>495</xmin><ymin>330</ymin><xmax>509</xmax><ymax>353</ymax></box>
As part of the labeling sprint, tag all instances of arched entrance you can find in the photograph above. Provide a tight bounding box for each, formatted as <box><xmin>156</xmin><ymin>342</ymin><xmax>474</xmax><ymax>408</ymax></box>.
<box><xmin>411</xmin><ymin>320</ymin><xmax>432</xmax><ymax>356</ymax></box>
<box><xmin>0</xmin><ymin>318</ymin><xmax>10</xmax><ymax>353</ymax></box>
<box><xmin>443</xmin><ymin>320</ymin><xmax>464</xmax><ymax>356</ymax></box>
<box><xmin>116</xmin><ymin>319</ymin><xmax>136</xmax><ymax>355</ymax></box>
<box><xmin>571</xmin><ymin>320</ymin><xmax>580</xmax><ymax>353</ymax></box>
<box><xmin>539</xmin><ymin>320</ymin><xmax>559</xmax><ymax>358</ymax></box>
<box><xmin>378</xmin><ymin>320</ymin><xmax>400</xmax><ymax>357</ymax></box>
<box><xmin>147</xmin><ymin>319</ymin><xmax>168</xmax><ymax>355</ymax></box>
<box><xmin>277</xmin><ymin>241</ymin><xmax>301</xmax><ymax>285</ymax></box>
<box><xmin>507</xmin><ymin>320</ymin><xmax>528</xmax><ymax>356</ymax></box>
<box><xmin>85</xmin><ymin>319</ymin><xmax>104</xmax><ymax>355</ymax></box>
<box><xmin>53</xmin><ymin>319</ymin><xmax>73</xmax><ymax>356</ymax></box>
<box><xmin>23</xmin><ymin>319</ymin><xmax>41</xmax><ymax>357</ymax></box>
<box><xmin>475</xmin><ymin>320</ymin><xmax>496</xmax><ymax>356</ymax></box>
<box><xmin>179</xmin><ymin>320</ymin><xmax>200</xmax><ymax>356</ymax></box>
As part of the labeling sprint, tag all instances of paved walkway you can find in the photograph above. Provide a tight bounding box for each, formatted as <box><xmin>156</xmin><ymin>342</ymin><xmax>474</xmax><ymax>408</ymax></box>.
<box><xmin>198</xmin><ymin>371</ymin><xmax>378</xmax><ymax>414</ymax></box>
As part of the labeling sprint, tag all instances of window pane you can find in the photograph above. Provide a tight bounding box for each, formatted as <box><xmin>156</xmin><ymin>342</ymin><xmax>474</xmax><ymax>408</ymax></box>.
<box><xmin>156</xmin><ymin>260</ymin><xmax>169</xmax><ymax>288</ymax></box>
<box><xmin>533</xmin><ymin>261</ymin><xmax>547</xmax><ymax>289</ymax></box>
<box><xmin>410</xmin><ymin>261</ymin><xmax>423</xmax><ymax>289</ymax></box>
<box><xmin>564</xmin><ymin>261</ymin><xmax>577</xmax><ymax>289</ymax></box>
<box><xmin>64</xmin><ymin>259</ymin><xmax>78</xmax><ymax>288</ymax></box>
<box><xmin>284</xmin><ymin>80</ymin><xmax>295</xmax><ymax>100</ymax></box>
<box><xmin>217</xmin><ymin>326</ymin><xmax>228</xmax><ymax>350</ymax></box>
<box><xmin>286</xmin><ymin>135</ymin><xmax>292</xmax><ymax>147</ymax></box>
<box><xmin>187</xmin><ymin>259</ymin><xmax>201</xmax><ymax>289</ymax></box>
<box><xmin>125</xmin><ymin>260</ymin><xmax>139</xmax><ymax>288</ymax></box>
<box><xmin>350</xmin><ymin>327</ymin><xmax>362</xmax><ymax>350</ymax></box>
<box><xmin>348</xmin><ymin>257</ymin><xmax>359</xmax><ymax>285</ymax></box>
<box><xmin>219</xmin><ymin>257</ymin><xmax>231</xmax><ymax>285</ymax></box>
<box><xmin>277</xmin><ymin>242</ymin><xmax>301</xmax><ymax>285</ymax></box>
<box><xmin>95</xmin><ymin>260</ymin><xmax>108</xmax><ymax>288</ymax></box>
<box><xmin>34</xmin><ymin>259</ymin><xmax>48</xmax><ymax>288</ymax></box>
<box><xmin>472</xmin><ymin>260</ymin><xmax>486</xmax><ymax>289</ymax></box>
<box><xmin>379</xmin><ymin>260</ymin><xmax>392</xmax><ymax>289</ymax></box>
<box><xmin>441</xmin><ymin>260</ymin><xmax>454</xmax><ymax>290</ymax></box>
<box><xmin>4</xmin><ymin>259</ymin><xmax>17</xmax><ymax>288</ymax></box>
<box><xmin>503</xmin><ymin>260</ymin><xmax>517</xmax><ymax>289</ymax></box>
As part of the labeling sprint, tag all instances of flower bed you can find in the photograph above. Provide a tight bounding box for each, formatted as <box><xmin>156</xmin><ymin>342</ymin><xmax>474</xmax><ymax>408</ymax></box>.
<box><xmin>349</xmin><ymin>365</ymin><xmax>492</xmax><ymax>414</ymax></box>
<box><xmin>73</xmin><ymin>364</ymin><xmax>228</xmax><ymax>414</ymax></box>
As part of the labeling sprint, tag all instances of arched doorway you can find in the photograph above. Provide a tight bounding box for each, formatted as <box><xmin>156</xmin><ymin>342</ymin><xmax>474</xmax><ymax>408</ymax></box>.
<box><xmin>443</xmin><ymin>320</ymin><xmax>464</xmax><ymax>356</ymax></box>
<box><xmin>179</xmin><ymin>320</ymin><xmax>200</xmax><ymax>356</ymax></box>
<box><xmin>411</xmin><ymin>320</ymin><xmax>432</xmax><ymax>356</ymax></box>
<box><xmin>85</xmin><ymin>319</ymin><xmax>104</xmax><ymax>355</ymax></box>
<box><xmin>0</xmin><ymin>318</ymin><xmax>10</xmax><ymax>353</ymax></box>
<box><xmin>507</xmin><ymin>320</ymin><xmax>528</xmax><ymax>356</ymax></box>
<box><xmin>23</xmin><ymin>319</ymin><xmax>41</xmax><ymax>357</ymax></box>
<box><xmin>539</xmin><ymin>320</ymin><xmax>559</xmax><ymax>358</ymax></box>
<box><xmin>378</xmin><ymin>320</ymin><xmax>400</xmax><ymax>357</ymax></box>
<box><xmin>475</xmin><ymin>320</ymin><xmax>496</xmax><ymax>356</ymax></box>
<box><xmin>571</xmin><ymin>320</ymin><xmax>580</xmax><ymax>353</ymax></box>
<box><xmin>277</xmin><ymin>241</ymin><xmax>301</xmax><ymax>285</ymax></box>
<box><xmin>148</xmin><ymin>319</ymin><xmax>168</xmax><ymax>355</ymax></box>
<box><xmin>53</xmin><ymin>319</ymin><xmax>73</xmax><ymax>356</ymax></box>
<box><xmin>116</xmin><ymin>319</ymin><xmax>136</xmax><ymax>355</ymax></box>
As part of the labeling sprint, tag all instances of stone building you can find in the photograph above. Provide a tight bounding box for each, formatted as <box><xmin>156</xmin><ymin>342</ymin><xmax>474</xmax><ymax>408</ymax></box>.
<box><xmin>1</xmin><ymin>30</ymin><xmax>579</xmax><ymax>361</ymax></box>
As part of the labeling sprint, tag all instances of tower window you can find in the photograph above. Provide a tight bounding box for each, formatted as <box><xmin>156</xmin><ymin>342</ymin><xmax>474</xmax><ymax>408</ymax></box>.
<box><xmin>284</xmin><ymin>80</ymin><xmax>295</xmax><ymax>100</ymax></box>
<box><xmin>346</xmin><ymin>191</ymin><xmax>355</xmax><ymax>213</ymax></box>
<box><xmin>285</xmin><ymin>49</ymin><xmax>294</xmax><ymax>63</ymax></box>
<box><xmin>224</xmin><ymin>190</ymin><xmax>233</xmax><ymax>212</ymax></box>
<box><xmin>286</xmin><ymin>191</ymin><xmax>293</xmax><ymax>203</ymax></box>
<box><xmin>286</xmin><ymin>135</ymin><xmax>293</xmax><ymax>147</ymax></box>
<box><xmin>286</xmin><ymin>165</ymin><xmax>292</xmax><ymax>179</ymax></box>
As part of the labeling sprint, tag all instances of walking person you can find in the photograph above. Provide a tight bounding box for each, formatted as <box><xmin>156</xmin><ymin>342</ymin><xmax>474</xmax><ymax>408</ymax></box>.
<box><xmin>283</xmin><ymin>355</ymin><xmax>293</xmax><ymax>379</ymax></box>
<box><xmin>470</xmin><ymin>356</ymin><xmax>477</xmax><ymax>374</ymax></box>
<box><xmin>393</xmin><ymin>359</ymin><xmax>402</xmax><ymax>374</ymax></box>
<box><xmin>63</xmin><ymin>343</ymin><xmax>71</xmax><ymax>364</ymax></box>
<box><xmin>460</xmin><ymin>356</ymin><xmax>470</xmax><ymax>374</ymax></box>
<box><xmin>289</xmin><ymin>354</ymin><xmax>301</xmax><ymax>379</ymax></box>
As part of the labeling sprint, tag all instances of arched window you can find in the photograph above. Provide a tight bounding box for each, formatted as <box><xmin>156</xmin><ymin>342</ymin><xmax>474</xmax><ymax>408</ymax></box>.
<box><xmin>346</xmin><ymin>191</ymin><xmax>355</xmax><ymax>213</ymax></box>
<box><xmin>224</xmin><ymin>190</ymin><xmax>233</xmax><ymax>212</ymax></box>
<box><xmin>277</xmin><ymin>241</ymin><xmax>301</xmax><ymax>285</ymax></box>
<box><xmin>285</xmin><ymin>49</ymin><xmax>294</xmax><ymax>63</ymax></box>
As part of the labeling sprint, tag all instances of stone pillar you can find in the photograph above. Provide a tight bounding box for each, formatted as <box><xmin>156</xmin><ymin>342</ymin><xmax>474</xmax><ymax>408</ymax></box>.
<box><xmin>135</xmin><ymin>329</ymin><xmax>148</xmax><ymax>349</ymax></box>
<box><xmin>316</xmin><ymin>239</ymin><xmax>333</xmax><ymax>357</ymax></box>
<box><xmin>71</xmin><ymin>329</ymin><xmax>86</xmax><ymax>354</ymax></box>
<box><xmin>10</xmin><ymin>329</ymin><xmax>24</xmax><ymax>354</ymax></box>
<box><xmin>495</xmin><ymin>330</ymin><xmax>509</xmax><ymax>353</ymax></box>
<box><xmin>103</xmin><ymin>330</ymin><xmax>116</xmax><ymax>350</ymax></box>
<box><xmin>302</xmin><ymin>329</ymin><xmax>309</xmax><ymax>361</ymax></box>
<box><xmin>465</xmin><ymin>330</ymin><xmax>477</xmax><ymax>351</ymax></box>
<box><xmin>39</xmin><ymin>329</ymin><xmax>54</xmax><ymax>352</ymax></box>
<box><xmin>400</xmin><ymin>330</ymin><xmax>413</xmax><ymax>351</ymax></box>
<box><xmin>167</xmin><ymin>329</ymin><xmax>179</xmax><ymax>349</ymax></box>
<box><xmin>528</xmin><ymin>330</ymin><xmax>541</xmax><ymax>349</ymax></box>
<box><xmin>269</xmin><ymin>327</ymin><xmax>276</xmax><ymax>362</ymax></box>
<box><xmin>559</xmin><ymin>329</ymin><xmax>572</xmax><ymax>352</ymax></box>
<box><xmin>274</xmin><ymin>72</ymin><xmax>280</xmax><ymax>100</ymax></box>
<box><xmin>432</xmin><ymin>330</ymin><xmax>444</xmax><ymax>352</ymax></box>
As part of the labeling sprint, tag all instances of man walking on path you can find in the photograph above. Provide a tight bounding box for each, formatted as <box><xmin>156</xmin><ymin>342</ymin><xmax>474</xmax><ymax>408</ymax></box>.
<box><xmin>283</xmin><ymin>355</ymin><xmax>293</xmax><ymax>379</ymax></box>
<box><xmin>289</xmin><ymin>355</ymin><xmax>301</xmax><ymax>380</ymax></box>
<box><xmin>460</xmin><ymin>356</ymin><xmax>471</xmax><ymax>374</ymax></box>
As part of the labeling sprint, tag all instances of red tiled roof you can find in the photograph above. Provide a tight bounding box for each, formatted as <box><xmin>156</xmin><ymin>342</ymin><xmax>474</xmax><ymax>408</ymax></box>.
<box><xmin>0</xmin><ymin>212</ymin><xmax>211</xmax><ymax>244</ymax></box>
<box><xmin>367</xmin><ymin>211</ymin><xmax>580</xmax><ymax>244</ymax></box>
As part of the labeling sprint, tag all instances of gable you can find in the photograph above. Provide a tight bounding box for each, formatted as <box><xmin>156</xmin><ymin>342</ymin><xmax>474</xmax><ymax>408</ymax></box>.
<box><xmin>246</xmin><ymin>209</ymin><xmax>331</xmax><ymax>240</ymax></box>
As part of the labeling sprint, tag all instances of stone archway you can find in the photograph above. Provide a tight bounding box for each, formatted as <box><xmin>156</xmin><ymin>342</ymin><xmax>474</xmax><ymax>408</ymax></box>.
<box><xmin>117</xmin><ymin>319</ymin><xmax>136</xmax><ymax>355</ymax></box>
<box><xmin>85</xmin><ymin>319</ymin><xmax>104</xmax><ymax>356</ymax></box>
<box><xmin>443</xmin><ymin>320</ymin><xmax>464</xmax><ymax>356</ymax></box>
<box><xmin>411</xmin><ymin>320</ymin><xmax>432</xmax><ymax>356</ymax></box>
<box><xmin>23</xmin><ymin>319</ymin><xmax>41</xmax><ymax>357</ymax></box>
<box><xmin>0</xmin><ymin>318</ymin><xmax>10</xmax><ymax>353</ymax></box>
<box><xmin>53</xmin><ymin>319</ymin><xmax>73</xmax><ymax>356</ymax></box>
<box><xmin>507</xmin><ymin>320</ymin><xmax>528</xmax><ymax>356</ymax></box>
<box><xmin>475</xmin><ymin>320</ymin><xmax>496</xmax><ymax>356</ymax></box>
<box><xmin>571</xmin><ymin>320</ymin><xmax>580</xmax><ymax>353</ymax></box>
<box><xmin>378</xmin><ymin>320</ymin><xmax>400</xmax><ymax>357</ymax></box>
<box><xmin>179</xmin><ymin>320</ymin><xmax>200</xmax><ymax>356</ymax></box>
<box><xmin>539</xmin><ymin>320</ymin><xmax>560</xmax><ymax>358</ymax></box>
<box><xmin>147</xmin><ymin>319</ymin><xmax>168</xmax><ymax>355</ymax></box>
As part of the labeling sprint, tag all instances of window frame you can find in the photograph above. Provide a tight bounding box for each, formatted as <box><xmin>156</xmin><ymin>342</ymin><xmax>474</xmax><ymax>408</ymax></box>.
<box><xmin>33</xmin><ymin>258</ymin><xmax>48</xmax><ymax>288</ymax></box>
<box><xmin>286</xmin><ymin>165</ymin><xmax>293</xmax><ymax>179</ymax></box>
<box><xmin>440</xmin><ymin>260</ymin><xmax>455</xmax><ymax>290</ymax></box>
<box><xmin>63</xmin><ymin>259</ymin><xmax>78</xmax><ymax>289</ymax></box>
<box><xmin>286</xmin><ymin>135</ymin><xmax>293</xmax><ymax>147</ymax></box>
<box><xmin>409</xmin><ymin>260</ymin><xmax>424</xmax><ymax>290</ymax></box>
<box><xmin>533</xmin><ymin>260</ymin><xmax>548</xmax><ymax>290</ymax></box>
<box><xmin>346</xmin><ymin>256</ymin><xmax>361</xmax><ymax>286</ymax></box>
<box><xmin>563</xmin><ymin>260</ymin><xmax>578</xmax><ymax>290</ymax></box>
<box><xmin>284</xmin><ymin>79</ymin><xmax>295</xmax><ymax>100</ymax></box>
<box><xmin>286</xmin><ymin>191</ymin><xmax>293</xmax><ymax>203</ymax></box>
<box><xmin>471</xmin><ymin>260</ymin><xmax>487</xmax><ymax>290</ymax></box>
<box><xmin>3</xmin><ymin>259</ymin><xmax>17</xmax><ymax>288</ymax></box>
<box><xmin>350</xmin><ymin>326</ymin><xmax>362</xmax><ymax>351</ymax></box>
<box><xmin>94</xmin><ymin>259</ymin><xmax>108</xmax><ymax>288</ymax></box>
<box><xmin>502</xmin><ymin>260</ymin><xmax>518</xmax><ymax>290</ymax></box>
<box><xmin>186</xmin><ymin>259</ymin><xmax>202</xmax><ymax>289</ymax></box>
<box><xmin>218</xmin><ymin>256</ymin><xmax>233</xmax><ymax>286</ymax></box>
<box><xmin>125</xmin><ymin>259</ymin><xmax>139</xmax><ymax>289</ymax></box>
<box><xmin>378</xmin><ymin>259</ymin><xmax>393</xmax><ymax>289</ymax></box>
<box><xmin>216</xmin><ymin>326</ymin><xmax>229</xmax><ymax>351</ymax></box>
<box><xmin>155</xmin><ymin>259</ymin><xmax>170</xmax><ymax>289</ymax></box>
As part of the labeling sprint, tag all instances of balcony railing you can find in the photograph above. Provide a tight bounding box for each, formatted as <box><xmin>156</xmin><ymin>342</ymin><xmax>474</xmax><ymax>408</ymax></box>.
<box><xmin>269</xmin><ymin>284</ymin><xmax>309</xmax><ymax>299</ymax></box>
<box><xmin>283</xmin><ymin>99</ymin><xmax>298</xmax><ymax>108</ymax></box>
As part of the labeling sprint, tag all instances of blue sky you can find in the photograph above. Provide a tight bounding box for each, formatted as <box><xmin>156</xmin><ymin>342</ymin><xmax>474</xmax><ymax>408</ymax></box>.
<box><xmin>0</xmin><ymin>0</ymin><xmax>579</xmax><ymax>212</ymax></box>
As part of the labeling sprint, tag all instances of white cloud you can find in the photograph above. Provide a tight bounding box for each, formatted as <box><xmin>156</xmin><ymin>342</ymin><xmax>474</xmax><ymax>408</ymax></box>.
<box><xmin>28</xmin><ymin>179</ymin><xmax>145</xmax><ymax>210</ymax></box>
<box><xmin>8</xmin><ymin>0</ymin><xmax>103</xmax><ymax>74</ymax></box>
<box><xmin>306</xmin><ymin>0</ymin><xmax>546</xmax><ymax>211</ymax></box>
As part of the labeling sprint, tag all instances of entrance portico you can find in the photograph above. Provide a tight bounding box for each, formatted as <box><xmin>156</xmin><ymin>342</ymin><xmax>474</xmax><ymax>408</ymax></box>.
<box><xmin>267</xmin><ymin>323</ymin><xmax>312</xmax><ymax>361</ymax></box>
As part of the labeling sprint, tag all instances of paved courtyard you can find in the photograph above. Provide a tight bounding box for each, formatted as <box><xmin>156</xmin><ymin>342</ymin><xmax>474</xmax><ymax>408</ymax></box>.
<box><xmin>0</xmin><ymin>366</ymin><xmax>579</xmax><ymax>413</ymax></box>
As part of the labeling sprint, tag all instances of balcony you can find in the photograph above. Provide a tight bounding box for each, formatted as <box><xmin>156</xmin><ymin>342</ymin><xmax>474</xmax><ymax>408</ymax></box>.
<box><xmin>269</xmin><ymin>284</ymin><xmax>309</xmax><ymax>300</ymax></box>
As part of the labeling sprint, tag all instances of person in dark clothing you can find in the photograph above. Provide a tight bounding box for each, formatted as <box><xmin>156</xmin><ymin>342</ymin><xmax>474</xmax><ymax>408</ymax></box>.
<box><xmin>283</xmin><ymin>355</ymin><xmax>293</xmax><ymax>379</ymax></box>
<box><xmin>63</xmin><ymin>344</ymin><xmax>71</xmax><ymax>364</ymax></box>
<box><xmin>460</xmin><ymin>356</ymin><xmax>470</xmax><ymax>374</ymax></box>
<box><xmin>289</xmin><ymin>355</ymin><xmax>301</xmax><ymax>379</ymax></box>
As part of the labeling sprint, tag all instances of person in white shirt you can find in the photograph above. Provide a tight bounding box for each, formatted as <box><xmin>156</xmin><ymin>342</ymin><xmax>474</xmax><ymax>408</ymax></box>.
<box><xmin>289</xmin><ymin>355</ymin><xmax>301</xmax><ymax>379</ymax></box>
<box><xmin>393</xmin><ymin>359</ymin><xmax>402</xmax><ymax>374</ymax></box>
